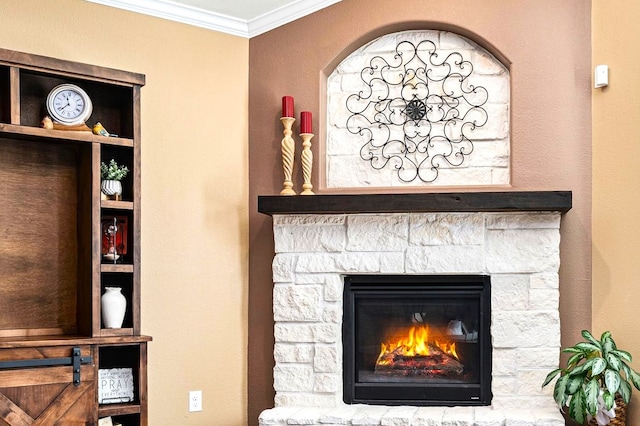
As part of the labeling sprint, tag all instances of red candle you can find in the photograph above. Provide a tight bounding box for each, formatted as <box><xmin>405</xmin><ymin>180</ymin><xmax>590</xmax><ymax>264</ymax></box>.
<box><xmin>282</xmin><ymin>96</ymin><xmax>294</xmax><ymax>118</ymax></box>
<box><xmin>300</xmin><ymin>111</ymin><xmax>312</xmax><ymax>133</ymax></box>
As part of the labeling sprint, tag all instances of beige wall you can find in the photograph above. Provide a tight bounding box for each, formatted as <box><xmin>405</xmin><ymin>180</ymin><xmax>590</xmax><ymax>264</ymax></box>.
<box><xmin>249</xmin><ymin>0</ymin><xmax>592</xmax><ymax>423</ymax></box>
<box><xmin>593</xmin><ymin>1</ymin><xmax>640</xmax><ymax>423</ymax></box>
<box><xmin>0</xmin><ymin>1</ymin><xmax>249</xmax><ymax>424</ymax></box>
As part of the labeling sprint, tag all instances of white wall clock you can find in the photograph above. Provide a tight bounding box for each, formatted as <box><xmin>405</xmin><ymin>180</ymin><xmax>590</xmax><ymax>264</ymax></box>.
<box><xmin>46</xmin><ymin>83</ymin><xmax>93</xmax><ymax>127</ymax></box>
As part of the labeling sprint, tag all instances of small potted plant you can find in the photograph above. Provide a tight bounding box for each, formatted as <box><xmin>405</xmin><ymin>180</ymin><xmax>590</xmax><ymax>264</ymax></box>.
<box><xmin>542</xmin><ymin>330</ymin><xmax>640</xmax><ymax>425</ymax></box>
<box><xmin>100</xmin><ymin>158</ymin><xmax>129</xmax><ymax>200</ymax></box>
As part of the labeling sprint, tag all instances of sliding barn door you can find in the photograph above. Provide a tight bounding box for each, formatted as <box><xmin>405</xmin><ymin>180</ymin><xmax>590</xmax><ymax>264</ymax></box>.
<box><xmin>0</xmin><ymin>346</ymin><xmax>96</xmax><ymax>426</ymax></box>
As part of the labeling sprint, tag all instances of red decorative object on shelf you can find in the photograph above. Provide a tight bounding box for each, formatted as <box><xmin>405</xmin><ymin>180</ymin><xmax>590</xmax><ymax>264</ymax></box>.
<box><xmin>282</xmin><ymin>95</ymin><xmax>294</xmax><ymax>118</ymax></box>
<box><xmin>101</xmin><ymin>216</ymin><xmax>128</xmax><ymax>262</ymax></box>
<box><xmin>301</xmin><ymin>111</ymin><xmax>312</xmax><ymax>133</ymax></box>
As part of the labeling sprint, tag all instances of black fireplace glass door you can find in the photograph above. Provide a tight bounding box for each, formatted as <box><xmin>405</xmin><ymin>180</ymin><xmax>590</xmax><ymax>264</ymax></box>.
<box><xmin>343</xmin><ymin>275</ymin><xmax>492</xmax><ymax>406</ymax></box>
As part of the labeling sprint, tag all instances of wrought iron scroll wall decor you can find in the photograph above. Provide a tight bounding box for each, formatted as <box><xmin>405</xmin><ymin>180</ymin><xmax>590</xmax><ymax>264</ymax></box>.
<box><xmin>345</xmin><ymin>39</ymin><xmax>489</xmax><ymax>183</ymax></box>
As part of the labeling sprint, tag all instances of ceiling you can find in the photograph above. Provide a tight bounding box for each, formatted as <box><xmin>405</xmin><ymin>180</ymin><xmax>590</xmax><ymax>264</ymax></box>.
<box><xmin>85</xmin><ymin>0</ymin><xmax>342</xmax><ymax>38</ymax></box>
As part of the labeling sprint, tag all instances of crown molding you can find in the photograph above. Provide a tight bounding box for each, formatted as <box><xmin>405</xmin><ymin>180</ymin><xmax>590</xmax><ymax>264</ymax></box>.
<box><xmin>85</xmin><ymin>0</ymin><xmax>248</xmax><ymax>37</ymax></box>
<box><xmin>85</xmin><ymin>0</ymin><xmax>341</xmax><ymax>38</ymax></box>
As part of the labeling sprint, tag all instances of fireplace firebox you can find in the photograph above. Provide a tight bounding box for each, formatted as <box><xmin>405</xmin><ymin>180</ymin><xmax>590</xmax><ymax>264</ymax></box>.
<box><xmin>343</xmin><ymin>275</ymin><xmax>492</xmax><ymax>406</ymax></box>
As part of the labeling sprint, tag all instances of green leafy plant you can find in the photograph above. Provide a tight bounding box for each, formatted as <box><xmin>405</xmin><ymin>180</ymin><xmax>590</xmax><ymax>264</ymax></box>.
<box><xmin>542</xmin><ymin>330</ymin><xmax>640</xmax><ymax>425</ymax></box>
<box><xmin>100</xmin><ymin>159</ymin><xmax>129</xmax><ymax>181</ymax></box>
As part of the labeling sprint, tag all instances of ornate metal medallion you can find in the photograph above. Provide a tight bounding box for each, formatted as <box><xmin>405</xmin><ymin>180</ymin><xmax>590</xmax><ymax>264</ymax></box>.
<box><xmin>345</xmin><ymin>39</ymin><xmax>489</xmax><ymax>183</ymax></box>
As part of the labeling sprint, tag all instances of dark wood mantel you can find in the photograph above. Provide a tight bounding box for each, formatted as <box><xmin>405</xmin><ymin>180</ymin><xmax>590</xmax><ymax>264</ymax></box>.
<box><xmin>258</xmin><ymin>191</ymin><xmax>572</xmax><ymax>215</ymax></box>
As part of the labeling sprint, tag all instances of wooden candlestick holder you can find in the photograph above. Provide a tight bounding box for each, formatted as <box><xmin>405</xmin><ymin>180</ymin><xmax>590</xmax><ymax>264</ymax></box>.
<box><xmin>300</xmin><ymin>132</ymin><xmax>314</xmax><ymax>195</ymax></box>
<box><xmin>280</xmin><ymin>117</ymin><xmax>296</xmax><ymax>195</ymax></box>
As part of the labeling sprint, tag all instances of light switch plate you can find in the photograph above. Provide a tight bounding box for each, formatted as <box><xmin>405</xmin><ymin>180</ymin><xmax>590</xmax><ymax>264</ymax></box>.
<box><xmin>595</xmin><ymin>64</ymin><xmax>609</xmax><ymax>88</ymax></box>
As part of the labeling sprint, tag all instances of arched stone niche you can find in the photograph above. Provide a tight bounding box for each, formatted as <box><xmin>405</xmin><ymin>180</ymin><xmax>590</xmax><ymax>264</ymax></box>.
<box><xmin>325</xmin><ymin>30</ymin><xmax>510</xmax><ymax>189</ymax></box>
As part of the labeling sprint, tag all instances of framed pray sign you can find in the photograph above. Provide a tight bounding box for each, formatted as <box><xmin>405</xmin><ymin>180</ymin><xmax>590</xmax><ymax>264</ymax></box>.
<box><xmin>98</xmin><ymin>368</ymin><xmax>134</xmax><ymax>404</ymax></box>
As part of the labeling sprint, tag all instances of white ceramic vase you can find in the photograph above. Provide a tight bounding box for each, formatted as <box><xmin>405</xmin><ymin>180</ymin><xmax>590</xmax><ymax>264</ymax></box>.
<box><xmin>101</xmin><ymin>287</ymin><xmax>126</xmax><ymax>328</ymax></box>
<box><xmin>101</xmin><ymin>179</ymin><xmax>123</xmax><ymax>197</ymax></box>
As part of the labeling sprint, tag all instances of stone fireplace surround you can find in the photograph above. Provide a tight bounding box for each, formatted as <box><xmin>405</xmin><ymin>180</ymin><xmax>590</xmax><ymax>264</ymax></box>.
<box><xmin>258</xmin><ymin>192</ymin><xmax>571</xmax><ymax>426</ymax></box>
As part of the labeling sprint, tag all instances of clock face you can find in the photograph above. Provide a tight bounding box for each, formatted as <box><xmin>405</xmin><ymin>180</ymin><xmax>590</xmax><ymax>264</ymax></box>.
<box><xmin>46</xmin><ymin>84</ymin><xmax>93</xmax><ymax>126</ymax></box>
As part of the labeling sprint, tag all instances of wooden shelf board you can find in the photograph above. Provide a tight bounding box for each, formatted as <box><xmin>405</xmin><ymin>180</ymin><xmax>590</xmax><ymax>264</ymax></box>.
<box><xmin>0</xmin><ymin>47</ymin><xmax>145</xmax><ymax>86</ymax></box>
<box><xmin>101</xmin><ymin>264</ymin><xmax>134</xmax><ymax>273</ymax></box>
<box><xmin>258</xmin><ymin>191</ymin><xmax>572</xmax><ymax>215</ymax></box>
<box><xmin>0</xmin><ymin>335</ymin><xmax>152</xmax><ymax>348</ymax></box>
<box><xmin>98</xmin><ymin>403</ymin><xmax>142</xmax><ymax>417</ymax></box>
<box><xmin>102</xmin><ymin>200</ymin><xmax>134</xmax><ymax>210</ymax></box>
<box><xmin>0</xmin><ymin>122</ymin><xmax>134</xmax><ymax>147</ymax></box>
<box><xmin>100</xmin><ymin>328</ymin><xmax>134</xmax><ymax>337</ymax></box>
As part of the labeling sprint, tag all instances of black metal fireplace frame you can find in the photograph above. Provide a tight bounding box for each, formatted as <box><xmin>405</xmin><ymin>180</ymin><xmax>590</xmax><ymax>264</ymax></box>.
<box><xmin>343</xmin><ymin>274</ymin><xmax>492</xmax><ymax>406</ymax></box>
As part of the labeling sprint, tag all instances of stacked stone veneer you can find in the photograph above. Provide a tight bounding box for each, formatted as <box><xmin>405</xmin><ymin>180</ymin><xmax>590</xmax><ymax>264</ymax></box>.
<box><xmin>260</xmin><ymin>212</ymin><xmax>564</xmax><ymax>425</ymax></box>
<box><xmin>326</xmin><ymin>30</ymin><xmax>510</xmax><ymax>188</ymax></box>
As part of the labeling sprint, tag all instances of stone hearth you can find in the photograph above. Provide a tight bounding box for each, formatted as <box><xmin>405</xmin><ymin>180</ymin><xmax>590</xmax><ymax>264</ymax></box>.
<box><xmin>258</xmin><ymin>192</ymin><xmax>571</xmax><ymax>426</ymax></box>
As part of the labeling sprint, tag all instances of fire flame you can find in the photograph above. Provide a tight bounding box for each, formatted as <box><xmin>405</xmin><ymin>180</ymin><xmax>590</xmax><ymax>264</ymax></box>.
<box><xmin>376</xmin><ymin>325</ymin><xmax>458</xmax><ymax>366</ymax></box>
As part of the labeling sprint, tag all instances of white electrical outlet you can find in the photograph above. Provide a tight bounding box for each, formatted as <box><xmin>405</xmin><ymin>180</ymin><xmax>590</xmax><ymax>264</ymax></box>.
<box><xmin>189</xmin><ymin>390</ymin><xmax>202</xmax><ymax>412</ymax></box>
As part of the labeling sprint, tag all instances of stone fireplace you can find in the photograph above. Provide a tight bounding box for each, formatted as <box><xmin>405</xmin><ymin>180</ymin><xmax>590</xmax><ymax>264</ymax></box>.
<box><xmin>257</xmin><ymin>23</ymin><xmax>569</xmax><ymax>426</ymax></box>
<box><xmin>258</xmin><ymin>192</ymin><xmax>571</xmax><ymax>425</ymax></box>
